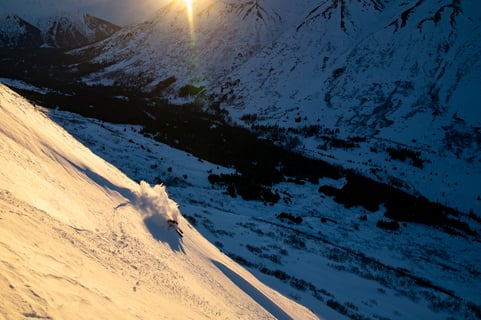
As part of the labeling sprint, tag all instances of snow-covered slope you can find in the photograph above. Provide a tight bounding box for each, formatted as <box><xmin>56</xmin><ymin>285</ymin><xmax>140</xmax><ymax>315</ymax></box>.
<box><xmin>225</xmin><ymin>0</ymin><xmax>481</xmax><ymax>131</ymax></box>
<box><xmin>0</xmin><ymin>83</ymin><xmax>318</xmax><ymax>319</ymax></box>
<box><xmin>43</xmin><ymin>94</ymin><xmax>481</xmax><ymax>320</ymax></box>
<box><xmin>0</xmin><ymin>13</ymin><xmax>120</xmax><ymax>48</ymax></box>
<box><xmin>220</xmin><ymin>0</ymin><xmax>481</xmax><ymax>214</ymax></box>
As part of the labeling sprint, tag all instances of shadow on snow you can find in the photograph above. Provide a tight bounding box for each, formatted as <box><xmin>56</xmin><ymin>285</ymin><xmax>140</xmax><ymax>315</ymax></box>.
<box><xmin>144</xmin><ymin>215</ymin><xmax>185</xmax><ymax>253</ymax></box>
<box><xmin>212</xmin><ymin>260</ymin><xmax>293</xmax><ymax>320</ymax></box>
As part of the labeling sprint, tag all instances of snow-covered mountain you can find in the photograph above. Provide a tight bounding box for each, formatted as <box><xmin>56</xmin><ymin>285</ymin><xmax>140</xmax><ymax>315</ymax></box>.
<box><xmin>77</xmin><ymin>0</ymin><xmax>319</xmax><ymax>89</ymax></box>
<box><xmin>225</xmin><ymin>0</ymin><xmax>481</xmax><ymax>133</ymax></box>
<box><xmin>74</xmin><ymin>0</ymin><xmax>481</xmax><ymax>135</ymax></box>
<box><xmin>0</xmin><ymin>83</ymin><xmax>318</xmax><ymax>319</ymax></box>
<box><xmin>73</xmin><ymin>0</ymin><xmax>481</xmax><ymax>214</ymax></box>
<box><xmin>0</xmin><ymin>15</ymin><xmax>43</xmax><ymax>48</ymax></box>
<box><xmin>220</xmin><ymin>0</ymin><xmax>481</xmax><ymax>214</ymax></box>
<box><xmin>0</xmin><ymin>13</ymin><xmax>120</xmax><ymax>48</ymax></box>
<box><xmin>1</xmin><ymin>0</ymin><xmax>481</xmax><ymax>316</ymax></box>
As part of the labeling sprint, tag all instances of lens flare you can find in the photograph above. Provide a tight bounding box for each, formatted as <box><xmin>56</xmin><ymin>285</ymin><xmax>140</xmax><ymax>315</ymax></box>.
<box><xmin>185</xmin><ymin>0</ymin><xmax>196</xmax><ymax>46</ymax></box>
<box><xmin>183</xmin><ymin>0</ymin><xmax>203</xmax><ymax>85</ymax></box>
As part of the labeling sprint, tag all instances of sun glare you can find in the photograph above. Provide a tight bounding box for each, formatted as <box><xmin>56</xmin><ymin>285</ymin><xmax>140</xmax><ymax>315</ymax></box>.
<box><xmin>181</xmin><ymin>0</ymin><xmax>204</xmax><ymax>85</ymax></box>
<box><xmin>185</xmin><ymin>0</ymin><xmax>196</xmax><ymax>45</ymax></box>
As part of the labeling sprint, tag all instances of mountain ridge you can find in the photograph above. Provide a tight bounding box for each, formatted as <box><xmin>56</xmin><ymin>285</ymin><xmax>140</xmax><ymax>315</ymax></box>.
<box><xmin>77</xmin><ymin>0</ymin><xmax>318</xmax><ymax>89</ymax></box>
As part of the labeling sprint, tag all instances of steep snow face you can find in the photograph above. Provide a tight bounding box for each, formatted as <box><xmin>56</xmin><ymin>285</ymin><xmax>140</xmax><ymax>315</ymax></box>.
<box><xmin>0</xmin><ymin>84</ymin><xmax>318</xmax><ymax>319</ymax></box>
<box><xmin>0</xmin><ymin>13</ymin><xmax>120</xmax><ymax>48</ymax></box>
<box><xmin>224</xmin><ymin>0</ymin><xmax>481</xmax><ymax>143</ymax></box>
<box><xmin>79</xmin><ymin>0</ymin><xmax>318</xmax><ymax>90</ymax></box>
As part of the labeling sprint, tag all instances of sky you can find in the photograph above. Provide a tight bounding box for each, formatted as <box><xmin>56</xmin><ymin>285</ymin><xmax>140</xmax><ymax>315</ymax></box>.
<box><xmin>0</xmin><ymin>0</ymin><xmax>167</xmax><ymax>25</ymax></box>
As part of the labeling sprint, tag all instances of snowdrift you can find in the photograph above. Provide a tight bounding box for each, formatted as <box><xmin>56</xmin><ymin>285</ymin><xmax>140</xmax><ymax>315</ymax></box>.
<box><xmin>0</xmin><ymin>83</ymin><xmax>319</xmax><ymax>319</ymax></box>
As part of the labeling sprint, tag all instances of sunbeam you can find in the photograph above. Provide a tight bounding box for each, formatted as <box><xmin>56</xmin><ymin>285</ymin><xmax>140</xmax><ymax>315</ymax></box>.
<box><xmin>182</xmin><ymin>0</ymin><xmax>203</xmax><ymax>85</ymax></box>
<box><xmin>185</xmin><ymin>0</ymin><xmax>196</xmax><ymax>47</ymax></box>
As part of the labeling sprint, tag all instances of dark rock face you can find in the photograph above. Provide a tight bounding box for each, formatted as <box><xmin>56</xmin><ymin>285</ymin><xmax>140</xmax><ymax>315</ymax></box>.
<box><xmin>0</xmin><ymin>15</ymin><xmax>43</xmax><ymax>48</ymax></box>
